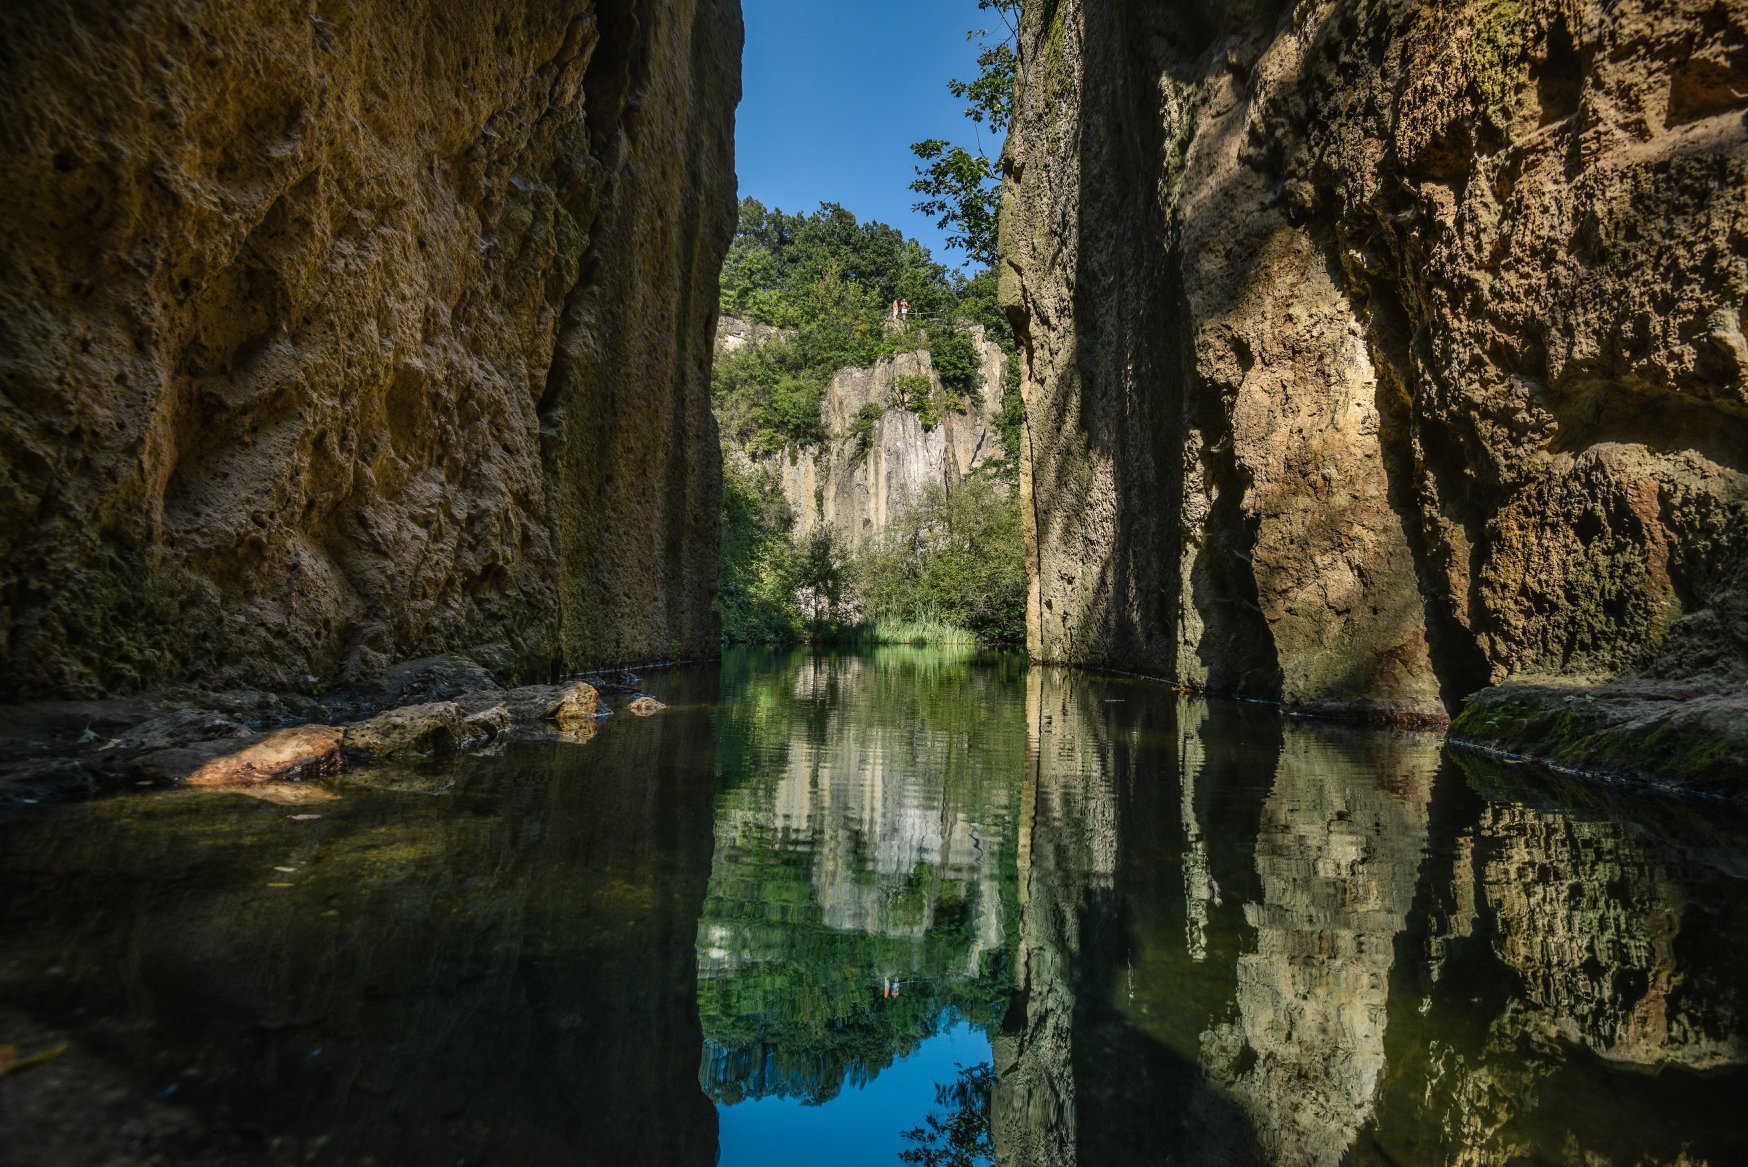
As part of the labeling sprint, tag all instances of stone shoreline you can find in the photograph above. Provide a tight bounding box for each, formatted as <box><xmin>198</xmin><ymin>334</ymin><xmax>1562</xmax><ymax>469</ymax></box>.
<box><xmin>0</xmin><ymin>655</ymin><xmax>670</xmax><ymax>815</ymax></box>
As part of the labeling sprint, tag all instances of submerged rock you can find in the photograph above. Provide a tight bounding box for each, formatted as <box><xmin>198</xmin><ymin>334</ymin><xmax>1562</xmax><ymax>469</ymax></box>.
<box><xmin>626</xmin><ymin>697</ymin><xmax>667</xmax><ymax>717</ymax></box>
<box><xmin>182</xmin><ymin>725</ymin><xmax>345</xmax><ymax>787</ymax></box>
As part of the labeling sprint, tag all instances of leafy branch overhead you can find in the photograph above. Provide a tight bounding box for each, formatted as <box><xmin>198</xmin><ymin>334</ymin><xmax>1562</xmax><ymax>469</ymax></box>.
<box><xmin>909</xmin><ymin>0</ymin><xmax>1018</xmax><ymax>270</ymax></box>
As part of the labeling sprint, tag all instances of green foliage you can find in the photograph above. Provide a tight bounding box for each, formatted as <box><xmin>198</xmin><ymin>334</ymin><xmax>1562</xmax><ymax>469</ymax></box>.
<box><xmin>716</xmin><ymin>199</ymin><xmax>989</xmax><ymax>455</ymax></box>
<box><xmin>910</xmin><ymin>1</ymin><xmax>1019</xmax><ymax>269</ymax></box>
<box><xmin>849</xmin><ymin>478</ymin><xmax>1027</xmax><ymax>647</ymax></box>
<box><xmin>850</xmin><ymin>616</ymin><xmax>981</xmax><ymax>647</ymax></box>
<box><xmin>718</xmin><ymin>465</ymin><xmax>1026</xmax><ymax>651</ymax></box>
<box><xmin>717</xmin><ymin>464</ymin><xmax>805</xmax><ymax>645</ymax></box>
<box><xmin>717</xmin><ymin>467</ymin><xmax>856</xmax><ymax>644</ymax></box>
<box><xmin>992</xmin><ymin>355</ymin><xmax>1024</xmax><ymax>478</ymax></box>
<box><xmin>892</xmin><ymin>372</ymin><xmax>942</xmax><ymax>429</ymax></box>
<box><xmin>850</xmin><ymin>402</ymin><xmax>886</xmax><ymax>456</ymax></box>
<box><xmin>720</xmin><ymin>198</ymin><xmax>958</xmax><ymax>328</ymax></box>
<box><xmin>795</xmin><ymin>524</ymin><xmax>848</xmax><ymax>623</ymax></box>
<box><xmin>949</xmin><ymin>269</ymin><xmax>1009</xmax><ymax>341</ymax></box>
<box><xmin>910</xmin><ymin>142</ymin><xmax>1002</xmax><ymax>271</ymax></box>
<box><xmin>901</xmin><ymin>1062</ymin><xmax>997</xmax><ymax>1167</ymax></box>
<box><xmin>928</xmin><ymin>327</ymin><xmax>981</xmax><ymax>405</ymax></box>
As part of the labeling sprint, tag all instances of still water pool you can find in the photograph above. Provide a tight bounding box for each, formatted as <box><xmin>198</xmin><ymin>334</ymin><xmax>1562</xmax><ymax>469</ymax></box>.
<box><xmin>2</xmin><ymin>648</ymin><xmax>1746</xmax><ymax>1165</ymax></box>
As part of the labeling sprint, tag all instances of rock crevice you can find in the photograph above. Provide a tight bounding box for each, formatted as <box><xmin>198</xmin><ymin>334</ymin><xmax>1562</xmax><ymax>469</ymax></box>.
<box><xmin>0</xmin><ymin>0</ymin><xmax>742</xmax><ymax>699</ymax></box>
<box><xmin>1004</xmin><ymin>0</ymin><xmax>1748</xmax><ymax>778</ymax></box>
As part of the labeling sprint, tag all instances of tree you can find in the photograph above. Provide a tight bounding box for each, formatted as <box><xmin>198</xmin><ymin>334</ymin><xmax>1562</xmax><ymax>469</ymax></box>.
<box><xmin>910</xmin><ymin>0</ymin><xmax>1019</xmax><ymax>270</ymax></box>
<box><xmin>900</xmin><ymin>1062</ymin><xmax>997</xmax><ymax>1167</ymax></box>
<box><xmin>795</xmin><ymin>525</ymin><xmax>846</xmax><ymax>623</ymax></box>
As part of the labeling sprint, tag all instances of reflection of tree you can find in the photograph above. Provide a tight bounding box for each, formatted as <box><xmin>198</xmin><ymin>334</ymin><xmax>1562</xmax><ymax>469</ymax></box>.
<box><xmin>699</xmin><ymin>646</ymin><xmax>1026</xmax><ymax>1105</ymax></box>
<box><xmin>901</xmin><ymin>1062</ymin><xmax>996</xmax><ymax>1167</ymax></box>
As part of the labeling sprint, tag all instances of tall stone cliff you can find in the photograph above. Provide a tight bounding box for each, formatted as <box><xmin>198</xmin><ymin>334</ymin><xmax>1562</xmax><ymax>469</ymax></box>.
<box><xmin>719</xmin><ymin>318</ymin><xmax>1011</xmax><ymax>546</ymax></box>
<box><xmin>1003</xmin><ymin>0</ymin><xmax>1747</xmax><ymax>776</ymax></box>
<box><xmin>0</xmin><ymin>0</ymin><xmax>741</xmax><ymax>699</ymax></box>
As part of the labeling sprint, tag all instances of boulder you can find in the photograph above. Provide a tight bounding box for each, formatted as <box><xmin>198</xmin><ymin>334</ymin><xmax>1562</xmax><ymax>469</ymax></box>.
<box><xmin>501</xmin><ymin>681</ymin><xmax>600</xmax><ymax>730</ymax></box>
<box><xmin>461</xmin><ymin>703</ymin><xmax>512</xmax><ymax>742</ymax></box>
<box><xmin>550</xmin><ymin>682</ymin><xmax>600</xmax><ymax>729</ymax></box>
<box><xmin>380</xmin><ymin>656</ymin><xmax>502</xmax><ymax>705</ymax></box>
<box><xmin>626</xmin><ymin>697</ymin><xmax>667</xmax><ymax>717</ymax></box>
<box><xmin>183</xmin><ymin>726</ymin><xmax>345</xmax><ymax>787</ymax></box>
<box><xmin>114</xmin><ymin>710</ymin><xmax>250</xmax><ymax>752</ymax></box>
<box><xmin>343</xmin><ymin>702</ymin><xmax>465</xmax><ymax>759</ymax></box>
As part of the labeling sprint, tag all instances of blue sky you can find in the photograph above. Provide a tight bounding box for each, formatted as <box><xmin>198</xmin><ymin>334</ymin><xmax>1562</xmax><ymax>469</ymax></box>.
<box><xmin>735</xmin><ymin>0</ymin><xmax>1005</xmax><ymax>271</ymax></box>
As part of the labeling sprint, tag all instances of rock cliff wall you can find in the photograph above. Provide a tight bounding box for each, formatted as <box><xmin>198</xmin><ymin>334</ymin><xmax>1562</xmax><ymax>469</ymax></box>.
<box><xmin>721</xmin><ymin>319</ymin><xmax>1010</xmax><ymax>545</ymax></box>
<box><xmin>0</xmin><ymin>0</ymin><xmax>741</xmax><ymax>699</ymax></box>
<box><xmin>1003</xmin><ymin>0</ymin><xmax>1748</xmax><ymax>762</ymax></box>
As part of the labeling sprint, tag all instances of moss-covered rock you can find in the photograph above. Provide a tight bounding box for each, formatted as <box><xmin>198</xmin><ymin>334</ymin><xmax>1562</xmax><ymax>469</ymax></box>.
<box><xmin>1451</xmin><ymin>678</ymin><xmax>1748</xmax><ymax>798</ymax></box>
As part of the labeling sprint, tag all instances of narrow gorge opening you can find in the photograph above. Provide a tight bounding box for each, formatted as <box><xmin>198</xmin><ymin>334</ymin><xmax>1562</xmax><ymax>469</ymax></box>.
<box><xmin>1</xmin><ymin>2</ymin><xmax>1745</xmax><ymax>1165</ymax></box>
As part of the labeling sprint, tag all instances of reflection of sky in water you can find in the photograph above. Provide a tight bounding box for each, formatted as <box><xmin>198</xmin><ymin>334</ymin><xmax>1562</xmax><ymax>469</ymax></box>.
<box><xmin>716</xmin><ymin>1018</ymin><xmax>991</xmax><ymax>1167</ymax></box>
<box><xmin>5</xmin><ymin>649</ymin><xmax>1748</xmax><ymax>1164</ymax></box>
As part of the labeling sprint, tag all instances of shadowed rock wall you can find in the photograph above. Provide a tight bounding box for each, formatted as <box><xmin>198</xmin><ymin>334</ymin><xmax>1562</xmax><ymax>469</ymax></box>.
<box><xmin>0</xmin><ymin>0</ymin><xmax>741</xmax><ymax>699</ymax></box>
<box><xmin>1003</xmin><ymin>0</ymin><xmax>1747</xmax><ymax>756</ymax></box>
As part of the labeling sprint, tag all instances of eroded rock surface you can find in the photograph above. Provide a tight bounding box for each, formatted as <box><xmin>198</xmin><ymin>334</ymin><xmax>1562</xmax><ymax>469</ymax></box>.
<box><xmin>343</xmin><ymin>702</ymin><xmax>467</xmax><ymax>759</ymax></box>
<box><xmin>183</xmin><ymin>724</ymin><xmax>344</xmax><ymax>787</ymax></box>
<box><xmin>723</xmin><ymin>319</ymin><xmax>1011</xmax><ymax>547</ymax></box>
<box><xmin>0</xmin><ymin>0</ymin><xmax>741</xmax><ymax>700</ymax></box>
<box><xmin>1003</xmin><ymin>0</ymin><xmax>1748</xmax><ymax>770</ymax></box>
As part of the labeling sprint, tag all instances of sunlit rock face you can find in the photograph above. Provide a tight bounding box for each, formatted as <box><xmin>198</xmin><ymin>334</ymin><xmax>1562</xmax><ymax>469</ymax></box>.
<box><xmin>719</xmin><ymin>319</ymin><xmax>1011</xmax><ymax>546</ymax></box>
<box><xmin>0</xmin><ymin>0</ymin><xmax>740</xmax><ymax>698</ymax></box>
<box><xmin>695</xmin><ymin>649</ymin><xmax>1025</xmax><ymax>1106</ymax></box>
<box><xmin>1003</xmin><ymin>0</ymin><xmax>1748</xmax><ymax>748</ymax></box>
<box><xmin>1202</xmin><ymin>730</ymin><xmax>1437</xmax><ymax>1167</ymax></box>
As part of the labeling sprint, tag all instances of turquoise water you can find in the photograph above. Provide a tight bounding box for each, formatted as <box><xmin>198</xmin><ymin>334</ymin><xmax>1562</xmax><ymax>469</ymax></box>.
<box><xmin>3</xmin><ymin>647</ymin><xmax>1746</xmax><ymax>1165</ymax></box>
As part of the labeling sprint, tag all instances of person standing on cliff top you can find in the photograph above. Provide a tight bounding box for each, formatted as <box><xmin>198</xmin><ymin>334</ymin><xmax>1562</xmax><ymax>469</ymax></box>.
<box><xmin>900</xmin><ymin>299</ymin><xmax>909</xmax><ymax>320</ymax></box>
<box><xmin>891</xmin><ymin>299</ymin><xmax>900</xmax><ymax>320</ymax></box>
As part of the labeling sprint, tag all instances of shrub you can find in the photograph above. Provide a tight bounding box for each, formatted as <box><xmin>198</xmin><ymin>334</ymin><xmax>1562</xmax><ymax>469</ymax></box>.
<box><xmin>927</xmin><ymin>327</ymin><xmax>981</xmax><ymax>408</ymax></box>
<box><xmin>850</xmin><ymin>402</ymin><xmax>886</xmax><ymax>455</ymax></box>
<box><xmin>717</xmin><ymin>464</ymin><xmax>805</xmax><ymax>644</ymax></box>
<box><xmin>848</xmin><ymin>477</ymin><xmax>1025</xmax><ymax>646</ymax></box>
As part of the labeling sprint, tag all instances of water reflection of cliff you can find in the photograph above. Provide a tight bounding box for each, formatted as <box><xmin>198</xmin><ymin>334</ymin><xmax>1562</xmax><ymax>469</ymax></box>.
<box><xmin>0</xmin><ymin>678</ymin><xmax>724</xmax><ymax>1166</ymax></box>
<box><xmin>697</xmin><ymin>648</ymin><xmax>1027</xmax><ymax>1105</ymax></box>
<box><xmin>1201</xmin><ymin>728</ymin><xmax>1436</xmax><ymax>1167</ymax></box>
<box><xmin>990</xmin><ymin>669</ymin><xmax>1748</xmax><ymax>1166</ymax></box>
<box><xmin>1362</xmin><ymin>762</ymin><xmax>1748</xmax><ymax>1167</ymax></box>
